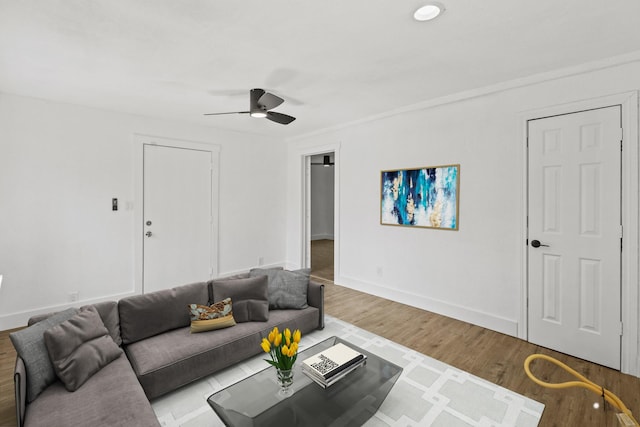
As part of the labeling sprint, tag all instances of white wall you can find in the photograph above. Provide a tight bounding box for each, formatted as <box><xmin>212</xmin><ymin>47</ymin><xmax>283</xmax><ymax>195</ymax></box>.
<box><xmin>310</xmin><ymin>158</ymin><xmax>335</xmax><ymax>240</ymax></box>
<box><xmin>286</xmin><ymin>61</ymin><xmax>640</xmax><ymax>343</ymax></box>
<box><xmin>0</xmin><ymin>93</ymin><xmax>287</xmax><ymax>329</ymax></box>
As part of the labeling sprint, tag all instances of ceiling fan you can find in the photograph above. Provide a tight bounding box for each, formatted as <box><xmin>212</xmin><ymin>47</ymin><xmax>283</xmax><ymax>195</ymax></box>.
<box><xmin>204</xmin><ymin>88</ymin><xmax>296</xmax><ymax>125</ymax></box>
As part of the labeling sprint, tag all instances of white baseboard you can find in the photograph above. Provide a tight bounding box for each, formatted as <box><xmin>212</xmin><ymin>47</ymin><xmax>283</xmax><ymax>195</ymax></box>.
<box><xmin>0</xmin><ymin>290</ymin><xmax>138</xmax><ymax>331</ymax></box>
<box><xmin>1</xmin><ymin>265</ymin><xmax>291</xmax><ymax>330</ymax></box>
<box><xmin>336</xmin><ymin>275</ymin><xmax>519</xmax><ymax>337</ymax></box>
<box><xmin>3</xmin><ymin>269</ymin><xmax>518</xmax><ymax>340</ymax></box>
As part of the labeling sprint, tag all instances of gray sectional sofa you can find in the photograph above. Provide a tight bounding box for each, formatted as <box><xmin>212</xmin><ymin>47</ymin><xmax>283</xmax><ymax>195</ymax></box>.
<box><xmin>12</xmin><ymin>272</ymin><xmax>324</xmax><ymax>427</ymax></box>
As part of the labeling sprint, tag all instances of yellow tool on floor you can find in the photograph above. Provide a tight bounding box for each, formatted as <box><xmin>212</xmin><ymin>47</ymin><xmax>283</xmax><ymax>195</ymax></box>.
<box><xmin>524</xmin><ymin>354</ymin><xmax>639</xmax><ymax>427</ymax></box>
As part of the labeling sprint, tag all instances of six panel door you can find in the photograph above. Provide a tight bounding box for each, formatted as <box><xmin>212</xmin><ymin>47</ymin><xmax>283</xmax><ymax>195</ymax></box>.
<box><xmin>527</xmin><ymin>106</ymin><xmax>622</xmax><ymax>369</ymax></box>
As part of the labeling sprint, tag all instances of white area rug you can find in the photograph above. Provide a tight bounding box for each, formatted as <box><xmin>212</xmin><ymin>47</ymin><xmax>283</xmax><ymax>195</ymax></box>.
<box><xmin>152</xmin><ymin>315</ymin><xmax>545</xmax><ymax>426</ymax></box>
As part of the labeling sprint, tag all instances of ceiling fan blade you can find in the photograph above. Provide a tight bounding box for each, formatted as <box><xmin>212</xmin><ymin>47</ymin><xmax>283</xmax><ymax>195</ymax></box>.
<box><xmin>266</xmin><ymin>111</ymin><xmax>296</xmax><ymax>125</ymax></box>
<box><xmin>203</xmin><ymin>111</ymin><xmax>249</xmax><ymax>116</ymax></box>
<box><xmin>258</xmin><ymin>92</ymin><xmax>284</xmax><ymax>110</ymax></box>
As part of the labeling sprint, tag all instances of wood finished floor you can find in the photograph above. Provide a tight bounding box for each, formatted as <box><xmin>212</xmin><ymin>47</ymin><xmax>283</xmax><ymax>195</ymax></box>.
<box><xmin>311</xmin><ymin>239</ymin><xmax>334</xmax><ymax>282</ymax></box>
<box><xmin>322</xmin><ymin>279</ymin><xmax>640</xmax><ymax>426</ymax></box>
<box><xmin>1</xmin><ymin>246</ymin><xmax>638</xmax><ymax>426</ymax></box>
<box><xmin>1</xmin><ymin>328</ymin><xmax>19</xmax><ymax>427</ymax></box>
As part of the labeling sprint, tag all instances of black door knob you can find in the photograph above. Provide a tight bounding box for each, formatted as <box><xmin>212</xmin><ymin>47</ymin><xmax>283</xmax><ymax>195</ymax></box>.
<box><xmin>531</xmin><ymin>239</ymin><xmax>549</xmax><ymax>248</ymax></box>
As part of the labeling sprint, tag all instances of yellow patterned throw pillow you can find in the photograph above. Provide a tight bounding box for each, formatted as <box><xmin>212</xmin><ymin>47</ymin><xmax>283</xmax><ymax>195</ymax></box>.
<box><xmin>188</xmin><ymin>298</ymin><xmax>236</xmax><ymax>333</ymax></box>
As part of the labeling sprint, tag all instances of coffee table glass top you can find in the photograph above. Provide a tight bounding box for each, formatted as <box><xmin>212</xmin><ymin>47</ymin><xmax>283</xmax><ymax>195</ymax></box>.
<box><xmin>207</xmin><ymin>336</ymin><xmax>403</xmax><ymax>426</ymax></box>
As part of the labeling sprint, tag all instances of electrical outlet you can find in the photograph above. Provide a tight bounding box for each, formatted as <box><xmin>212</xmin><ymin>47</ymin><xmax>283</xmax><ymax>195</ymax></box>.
<box><xmin>258</xmin><ymin>256</ymin><xmax>264</xmax><ymax>266</ymax></box>
<box><xmin>69</xmin><ymin>291</ymin><xmax>79</xmax><ymax>302</ymax></box>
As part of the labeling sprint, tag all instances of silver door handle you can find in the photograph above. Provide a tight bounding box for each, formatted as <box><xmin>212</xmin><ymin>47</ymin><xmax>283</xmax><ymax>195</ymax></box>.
<box><xmin>145</xmin><ymin>231</ymin><xmax>152</xmax><ymax>237</ymax></box>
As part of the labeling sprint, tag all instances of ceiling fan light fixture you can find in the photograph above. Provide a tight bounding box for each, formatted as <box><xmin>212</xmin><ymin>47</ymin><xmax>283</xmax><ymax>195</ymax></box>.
<box><xmin>204</xmin><ymin>88</ymin><xmax>295</xmax><ymax>125</ymax></box>
<box><xmin>414</xmin><ymin>3</ymin><xmax>445</xmax><ymax>21</ymax></box>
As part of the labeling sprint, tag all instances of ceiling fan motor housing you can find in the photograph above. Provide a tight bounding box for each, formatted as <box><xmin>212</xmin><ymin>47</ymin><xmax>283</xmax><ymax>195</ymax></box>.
<box><xmin>250</xmin><ymin>88</ymin><xmax>267</xmax><ymax>117</ymax></box>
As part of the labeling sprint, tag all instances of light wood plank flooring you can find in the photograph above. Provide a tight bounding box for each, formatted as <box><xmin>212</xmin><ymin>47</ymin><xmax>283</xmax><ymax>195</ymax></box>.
<box><xmin>322</xmin><ymin>279</ymin><xmax>640</xmax><ymax>427</ymax></box>
<box><xmin>311</xmin><ymin>239</ymin><xmax>334</xmax><ymax>282</ymax></box>
<box><xmin>1</xmin><ymin>328</ymin><xmax>19</xmax><ymax>427</ymax></box>
<box><xmin>1</xmin><ymin>280</ymin><xmax>638</xmax><ymax>426</ymax></box>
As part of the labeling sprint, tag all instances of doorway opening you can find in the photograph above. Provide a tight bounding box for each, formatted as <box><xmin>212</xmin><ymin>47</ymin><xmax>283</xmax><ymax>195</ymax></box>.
<box><xmin>310</xmin><ymin>153</ymin><xmax>335</xmax><ymax>281</ymax></box>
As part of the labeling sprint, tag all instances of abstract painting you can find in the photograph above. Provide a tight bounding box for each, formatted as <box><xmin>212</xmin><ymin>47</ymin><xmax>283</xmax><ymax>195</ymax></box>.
<box><xmin>381</xmin><ymin>164</ymin><xmax>459</xmax><ymax>230</ymax></box>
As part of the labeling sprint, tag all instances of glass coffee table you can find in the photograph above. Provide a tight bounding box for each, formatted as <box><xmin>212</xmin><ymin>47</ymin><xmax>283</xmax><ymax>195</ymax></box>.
<box><xmin>207</xmin><ymin>336</ymin><xmax>402</xmax><ymax>426</ymax></box>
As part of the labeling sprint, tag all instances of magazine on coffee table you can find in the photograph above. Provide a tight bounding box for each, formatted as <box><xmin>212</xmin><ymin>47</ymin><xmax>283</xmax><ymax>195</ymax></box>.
<box><xmin>301</xmin><ymin>342</ymin><xmax>367</xmax><ymax>388</ymax></box>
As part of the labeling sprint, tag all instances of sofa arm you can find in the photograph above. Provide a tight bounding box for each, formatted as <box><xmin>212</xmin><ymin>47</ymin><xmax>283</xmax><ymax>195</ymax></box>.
<box><xmin>14</xmin><ymin>357</ymin><xmax>26</xmax><ymax>427</ymax></box>
<box><xmin>308</xmin><ymin>280</ymin><xmax>325</xmax><ymax>329</ymax></box>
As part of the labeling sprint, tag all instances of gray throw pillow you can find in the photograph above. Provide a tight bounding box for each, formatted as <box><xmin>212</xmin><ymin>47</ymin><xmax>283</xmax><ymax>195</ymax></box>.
<box><xmin>250</xmin><ymin>268</ymin><xmax>310</xmax><ymax>309</ymax></box>
<box><xmin>44</xmin><ymin>306</ymin><xmax>122</xmax><ymax>392</ymax></box>
<box><xmin>9</xmin><ymin>307</ymin><xmax>79</xmax><ymax>402</ymax></box>
<box><xmin>211</xmin><ymin>276</ymin><xmax>269</xmax><ymax>322</ymax></box>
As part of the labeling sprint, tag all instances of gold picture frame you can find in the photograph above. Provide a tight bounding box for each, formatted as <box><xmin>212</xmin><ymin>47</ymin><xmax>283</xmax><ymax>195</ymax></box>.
<box><xmin>380</xmin><ymin>164</ymin><xmax>460</xmax><ymax>230</ymax></box>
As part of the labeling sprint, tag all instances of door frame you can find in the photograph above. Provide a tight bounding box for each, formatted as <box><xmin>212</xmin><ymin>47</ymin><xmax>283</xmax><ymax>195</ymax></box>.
<box><xmin>299</xmin><ymin>143</ymin><xmax>340</xmax><ymax>280</ymax></box>
<box><xmin>518</xmin><ymin>92</ymin><xmax>639</xmax><ymax>376</ymax></box>
<box><xmin>133</xmin><ymin>134</ymin><xmax>221</xmax><ymax>294</ymax></box>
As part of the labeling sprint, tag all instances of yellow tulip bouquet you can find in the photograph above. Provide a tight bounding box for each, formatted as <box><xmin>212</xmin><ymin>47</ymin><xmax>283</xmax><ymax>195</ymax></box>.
<box><xmin>260</xmin><ymin>326</ymin><xmax>302</xmax><ymax>371</ymax></box>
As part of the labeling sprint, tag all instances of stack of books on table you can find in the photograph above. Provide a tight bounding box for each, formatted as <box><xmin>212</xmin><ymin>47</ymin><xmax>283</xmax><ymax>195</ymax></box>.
<box><xmin>301</xmin><ymin>342</ymin><xmax>367</xmax><ymax>388</ymax></box>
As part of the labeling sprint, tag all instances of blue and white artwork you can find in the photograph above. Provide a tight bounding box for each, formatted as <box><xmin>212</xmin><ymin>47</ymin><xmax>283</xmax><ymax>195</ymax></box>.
<box><xmin>381</xmin><ymin>164</ymin><xmax>459</xmax><ymax>230</ymax></box>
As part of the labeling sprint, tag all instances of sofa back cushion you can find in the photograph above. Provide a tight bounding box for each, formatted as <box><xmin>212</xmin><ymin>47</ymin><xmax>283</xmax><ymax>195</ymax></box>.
<box><xmin>28</xmin><ymin>301</ymin><xmax>122</xmax><ymax>346</ymax></box>
<box><xmin>81</xmin><ymin>301</ymin><xmax>122</xmax><ymax>346</ymax></box>
<box><xmin>209</xmin><ymin>276</ymin><xmax>269</xmax><ymax>322</ymax></box>
<box><xmin>206</xmin><ymin>272</ymin><xmax>249</xmax><ymax>302</ymax></box>
<box><xmin>119</xmin><ymin>282</ymin><xmax>208</xmax><ymax>344</ymax></box>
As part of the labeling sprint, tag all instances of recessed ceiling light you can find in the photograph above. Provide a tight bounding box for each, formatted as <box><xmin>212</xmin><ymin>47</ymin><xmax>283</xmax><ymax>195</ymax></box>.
<box><xmin>414</xmin><ymin>3</ymin><xmax>445</xmax><ymax>21</ymax></box>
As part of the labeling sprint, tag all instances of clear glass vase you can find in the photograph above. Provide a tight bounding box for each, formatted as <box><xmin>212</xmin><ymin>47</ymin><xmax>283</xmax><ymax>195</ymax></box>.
<box><xmin>276</xmin><ymin>368</ymin><xmax>294</xmax><ymax>396</ymax></box>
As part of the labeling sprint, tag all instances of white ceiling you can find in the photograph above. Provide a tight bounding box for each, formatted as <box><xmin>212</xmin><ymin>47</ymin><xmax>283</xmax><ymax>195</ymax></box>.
<box><xmin>2</xmin><ymin>1</ymin><xmax>640</xmax><ymax>138</ymax></box>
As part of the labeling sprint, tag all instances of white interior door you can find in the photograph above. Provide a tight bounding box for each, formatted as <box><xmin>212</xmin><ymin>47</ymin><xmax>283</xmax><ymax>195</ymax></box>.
<box><xmin>527</xmin><ymin>106</ymin><xmax>622</xmax><ymax>369</ymax></box>
<box><xmin>143</xmin><ymin>144</ymin><xmax>213</xmax><ymax>293</ymax></box>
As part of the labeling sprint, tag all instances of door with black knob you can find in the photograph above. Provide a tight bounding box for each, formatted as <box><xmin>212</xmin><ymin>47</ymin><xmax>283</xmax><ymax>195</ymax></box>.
<box><xmin>527</xmin><ymin>106</ymin><xmax>622</xmax><ymax>370</ymax></box>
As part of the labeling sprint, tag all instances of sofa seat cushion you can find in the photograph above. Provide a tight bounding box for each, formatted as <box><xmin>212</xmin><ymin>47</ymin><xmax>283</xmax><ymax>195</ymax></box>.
<box><xmin>23</xmin><ymin>354</ymin><xmax>159</xmax><ymax>427</ymax></box>
<box><xmin>125</xmin><ymin>306</ymin><xmax>320</xmax><ymax>400</ymax></box>
<box><xmin>263</xmin><ymin>308</ymin><xmax>322</xmax><ymax>338</ymax></box>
